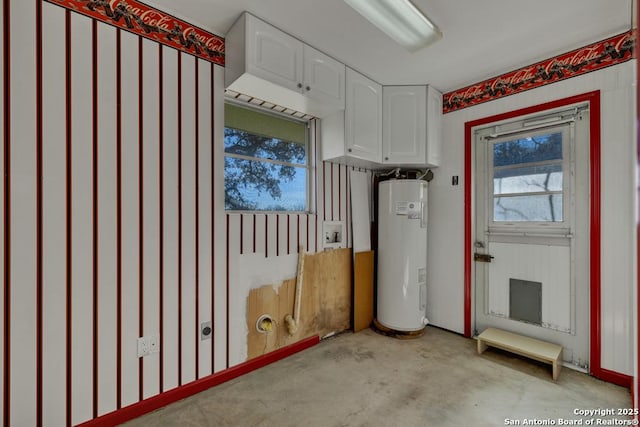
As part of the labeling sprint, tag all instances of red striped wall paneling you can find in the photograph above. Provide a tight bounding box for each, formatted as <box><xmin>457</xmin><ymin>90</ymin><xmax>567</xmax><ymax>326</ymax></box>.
<box><xmin>0</xmin><ymin>1</ymin><xmax>363</xmax><ymax>425</ymax></box>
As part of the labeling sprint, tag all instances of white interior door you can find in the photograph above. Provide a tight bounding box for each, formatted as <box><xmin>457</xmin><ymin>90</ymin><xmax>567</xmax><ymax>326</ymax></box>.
<box><xmin>473</xmin><ymin>105</ymin><xmax>591</xmax><ymax>370</ymax></box>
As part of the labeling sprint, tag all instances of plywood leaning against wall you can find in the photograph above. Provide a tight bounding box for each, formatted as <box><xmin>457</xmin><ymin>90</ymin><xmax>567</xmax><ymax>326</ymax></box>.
<box><xmin>247</xmin><ymin>248</ymin><xmax>352</xmax><ymax>359</ymax></box>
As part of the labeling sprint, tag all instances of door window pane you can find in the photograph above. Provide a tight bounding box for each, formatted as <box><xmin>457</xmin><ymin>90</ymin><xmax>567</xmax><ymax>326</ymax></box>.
<box><xmin>492</xmin><ymin>132</ymin><xmax>564</xmax><ymax>223</ymax></box>
<box><xmin>493</xmin><ymin>133</ymin><xmax>562</xmax><ymax>167</ymax></box>
<box><xmin>494</xmin><ymin>194</ymin><xmax>563</xmax><ymax>222</ymax></box>
<box><xmin>494</xmin><ymin>164</ymin><xmax>562</xmax><ymax>195</ymax></box>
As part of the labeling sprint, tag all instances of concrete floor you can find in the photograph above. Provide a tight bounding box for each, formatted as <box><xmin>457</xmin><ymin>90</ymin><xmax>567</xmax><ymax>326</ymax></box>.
<box><xmin>123</xmin><ymin>326</ymin><xmax>631</xmax><ymax>427</ymax></box>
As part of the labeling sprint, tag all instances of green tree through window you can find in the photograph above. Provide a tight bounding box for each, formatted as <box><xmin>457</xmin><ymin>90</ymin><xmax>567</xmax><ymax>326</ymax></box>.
<box><xmin>224</xmin><ymin>103</ymin><xmax>309</xmax><ymax>211</ymax></box>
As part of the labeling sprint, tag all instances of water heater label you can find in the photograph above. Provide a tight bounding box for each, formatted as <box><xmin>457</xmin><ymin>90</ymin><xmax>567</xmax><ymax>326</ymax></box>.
<box><xmin>395</xmin><ymin>201</ymin><xmax>408</xmax><ymax>215</ymax></box>
<box><xmin>396</xmin><ymin>201</ymin><xmax>421</xmax><ymax>218</ymax></box>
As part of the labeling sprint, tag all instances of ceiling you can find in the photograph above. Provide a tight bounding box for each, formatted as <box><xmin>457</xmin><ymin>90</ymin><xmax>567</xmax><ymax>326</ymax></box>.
<box><xmin>143</xmin><ymin>0</ymin><xmax>633</xmax><ymax>93</ymax></box>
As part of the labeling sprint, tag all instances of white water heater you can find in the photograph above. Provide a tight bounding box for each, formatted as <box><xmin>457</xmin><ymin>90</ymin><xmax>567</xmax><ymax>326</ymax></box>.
<box><xmin>377</xmin><ymin>179</ymin><xmax>428</xmax><ymax>332</ymax></box>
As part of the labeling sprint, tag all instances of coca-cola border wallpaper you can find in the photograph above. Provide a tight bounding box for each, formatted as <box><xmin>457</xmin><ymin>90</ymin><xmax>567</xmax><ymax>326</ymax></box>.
<box><xmin>45</xmin><ymin>0</ymin><xmax>225</xmax><ymax>65</ymax></box>
<box><xmin>443</xmin><ymin>31</ymin><xmax>635</xmax><ymax>114</ymax></box>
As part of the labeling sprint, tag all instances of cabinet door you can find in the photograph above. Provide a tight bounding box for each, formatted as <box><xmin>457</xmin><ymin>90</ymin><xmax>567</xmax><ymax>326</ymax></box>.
<box><xmin>383</xmin><ymin>86</ymin><xmax>426</xmax><ymax>165</ymax></box>
<box><xmin>425</xmin><ymin>86</ymin><xmax>442</xmax><ymax>166</ymax></box>
<box><xmin>246</xmin><ymin>14</ymin><xmax>303</xmax><ymax>93</ymax></box>
<box><xmin>303</xmin><ymin>45</ymin><xmax>345</xmax><ymax>109</ymax></box>
<box><xmin>345</xmin><ymin>68</ymin><xmax>382</xmax><ymax>162</ymax></box>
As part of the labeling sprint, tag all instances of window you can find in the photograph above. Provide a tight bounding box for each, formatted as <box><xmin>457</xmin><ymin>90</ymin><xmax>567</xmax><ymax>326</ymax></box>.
<box><xmin>224</xmin><ymin>103</ymin><xmax>309</xmax><ymax>211</ymax></box>
<box><xmin>491</xmin><ymin>131</ymin><xmax>564</xmax><ymax>222</ymax></box>
<box><xmin>477</xmin><ymin>106</ymin><xmax>583</xmax><ymax>234</ymax></box>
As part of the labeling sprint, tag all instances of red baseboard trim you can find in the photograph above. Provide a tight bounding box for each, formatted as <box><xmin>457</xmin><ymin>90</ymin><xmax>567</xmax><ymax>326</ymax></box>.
<box><xmin>75</xmin><ymin>335</ymin><xmax>320</xmax><ymax>427</ymax></box>
<box><xmin>593</xmin><ymin>367</ymin><xmax>633</xmax><ymax>389</ymax></box>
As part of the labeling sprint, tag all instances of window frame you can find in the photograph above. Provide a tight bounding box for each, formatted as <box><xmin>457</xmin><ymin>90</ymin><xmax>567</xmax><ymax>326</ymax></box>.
<box><xmin>223</xmin><ymin>100</ymin><xmax>314</xmax><ymax>213</ymax></box>
<box><xmin>477</xmin><ymin>107</ymin><xmax>583</xmax><ymax>239</ymax></box>
<box><xmin>488</xmin><ymin>124</ymin><xmax>571</xmax><ymax>231</ymax></box>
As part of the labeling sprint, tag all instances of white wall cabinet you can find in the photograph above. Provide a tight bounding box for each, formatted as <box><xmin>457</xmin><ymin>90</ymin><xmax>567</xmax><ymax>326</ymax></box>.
<box><xmin>383</xmin><ymin>85</ymin><xmax>442</xmax><ymax>167</ymax></box>
<box><xmin>225</xmin><ymin>12</ymin><xmax>344</xmax><ymax>117</ymax></box>
<box><xmin>346</xmin><ymin>68</ymin><xmax>383</xmax><ymax>163</ymax></box>
<box><xmin>303</xmin><ymin>45</ymin><xmax>345</xmax><ymax>108</ymax></box>
<box><xmin>321</xmin><ymin>68</ymin><xmax>382</xmax><ymax>167</ymax></box>
<box><xmin>244</xmin><ymin>13</ymin><xmax>303</xmax><ymax>93</ymax></box>
<box><xmin>322</xmin><ymin>79</ymin><xmax>442</xmax><ymax>168</ymax></box>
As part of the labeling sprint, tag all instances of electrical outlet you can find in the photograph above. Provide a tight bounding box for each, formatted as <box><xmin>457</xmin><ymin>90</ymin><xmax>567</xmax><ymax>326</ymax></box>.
<box><xmin>137</xmin><ymin>334</ymin><xmax>160</xmax><ymax>358</ymax></box>
<box><xmin>201</xmin><ymin>321</ymin><xmax>213</xmax><ymax>341</ymax></box>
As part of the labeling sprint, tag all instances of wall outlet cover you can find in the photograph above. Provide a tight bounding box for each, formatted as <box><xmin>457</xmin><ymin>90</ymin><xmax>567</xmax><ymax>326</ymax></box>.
<box><xmin>137</xmin><ymin>334</ymin><xmax>160</xmax><ymax>358</ymax></box>
<box><xmin>201</xmin><ymin>321</ymin><xmax>213</xmax><ymax>340</ymax></box>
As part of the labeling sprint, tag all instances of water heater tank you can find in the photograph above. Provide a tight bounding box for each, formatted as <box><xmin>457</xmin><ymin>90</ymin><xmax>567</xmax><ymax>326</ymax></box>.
<box><xmin>377</xmin><ymin>180</ymin><xmax>428</xmax><ymax>332</ymax></box>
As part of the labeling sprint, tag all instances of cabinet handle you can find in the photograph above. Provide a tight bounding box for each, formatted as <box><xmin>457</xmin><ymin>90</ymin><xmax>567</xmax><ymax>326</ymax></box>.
<box><xmin>348</xmin><ymin>148</ymin><xmax>352</xmax><ymax>153</ymax></box>
<box><xmin>306</xmin><ymin>86</ymin><xmax>311</xmax><ymax>91</ymax></box>
<box><xmin>385</xmin><ymin>157</ymin><xmax>389</xmax><ymax>161</ymax></box>
<box><xmin>297</xmin><ymin>83</ymin><xmax>303</xmax><ymax>89</ymax></box>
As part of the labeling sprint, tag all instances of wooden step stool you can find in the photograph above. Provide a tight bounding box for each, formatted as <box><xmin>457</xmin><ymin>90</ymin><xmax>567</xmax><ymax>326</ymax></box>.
<box><xmin>477</xmin><ymin>327</ymin><xmax>563</xmax><ymax>380</ymax></box>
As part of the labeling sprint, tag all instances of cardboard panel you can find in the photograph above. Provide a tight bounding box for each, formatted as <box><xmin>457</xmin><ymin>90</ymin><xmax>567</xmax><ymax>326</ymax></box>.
<box><xmin>247</xmin><ymin>248</ymin><xmax>351</xmax><ymax>360</ymax></box>
<box><xmin>353</xmin><ymin>251</ymin><xmax>374</xmax><ymax>332</ymax></box>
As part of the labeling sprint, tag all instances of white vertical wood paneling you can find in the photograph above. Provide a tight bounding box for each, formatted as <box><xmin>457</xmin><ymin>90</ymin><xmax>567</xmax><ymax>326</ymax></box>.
<box><xmin>96</xmin><ymin>22</ymin><xmax>117</xmax><ymax>416</ymax></box>
<box><xmin>119</xmin><ymin>29</ymin><xmax>140</xmax><ymax>408</ymax></box>
<box><xmin>161</xmin><ymin>46</ymin><xmax>179</xmax><ymax>391</ymax></box>
<box><xmin>241</xmin><ymin>214</ymin><xmax>251</xmax><ymax>254</ymax></box>
<box><xmin>298</xmin><ymin>214</ymin><xmax>307</xmax><ymax>253</ymax></box>
<box><xmin>321</xmin><ymin>162</ymin><xmax>328</xmax><ymax>221</ymax></box>
<box><xmin>288</xmin><ymin>215</ymin><xmax>297</xmax><ymax>255</ymax></box>
<box><xmin>276</xmin><ymin>215</ymin><xmax>286</xmax><ymax>256</ymax></box>
<box><xmin>344</xmin><ymin>167</ymin><xmax>351</xmax><ymax>249</ymax></box>
<box><xmin>41</xmin><ymin>3</ymin><xmax>66</xmax><ymax>425</ymax></box>
<box><xmin>311</xmin><ymin>214</ymin><xmax>318</xmax><ymax>254</ymax></box>
<box><xmin>141</xmin><ymin>37</ymin><xmax>160</xmax><ymax>399</ymax></box>
<box><xmin>254</xmin><ymin>214</ymin><xmax>265</xmax><ymax>255</ymax></box>
<box><xmin>266</xmin><ymin>215</ymin><xmax>276</xmax><ymax>257</ymax></box>
<box><xmin>226</xmin><ymin>214</ymin><xmax>241</xmax><ymax>367</ymax></box>
<box><xmin>212</xmin><ymin>65</ymin><xmax>226</xmax><ymax>373</ymax></box>
<box><xmin>307</xmin><ymin>215</ymin><xmax>314</xmax><ymax>253</ymax></box>
<box><xmin>70</xmin><ymin>12</ymin><xmax>94</xmax><ymax>425</ymax></box>
<box><xmin>487</xmin><ymin>243</ymin><xmax>571</xmax><ymax>332</ymax></box>
<box><xmin>180</xmin><ymin>52</ymin><xmax>197</xmax><ymax>385</ymax></box>
<box><xmin>10</xmin><ymin>0</ymin><xmax>37</xmax><ymax>423</ymax></box>
<box><xmin>350</xmin><ymin>170</ymin><xmax>371</xmax><ymax>252</ymax></box>
<box><xmin>600</xmin><ymin>65</ymin><xmax>635</xmax><ymax>373</ymax></box>
<box><xmin>197</xmin><ymin>59</ymin><xmax>212</xmax><ymax>378</ymax></box>
<box><xmin>332</xmin><ymin>163</ymin><xmax>340</xmax><ymax>222</ymax></box>
<box><xmin>339</xmin><ymin>165</ymin><xmax>347</xmax><ymax>226</ymax></box>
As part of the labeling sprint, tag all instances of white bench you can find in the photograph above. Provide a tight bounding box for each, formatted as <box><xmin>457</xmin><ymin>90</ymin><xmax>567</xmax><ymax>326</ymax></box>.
<box><xmin>477</xmin><ymin>327</ymin><xmax>563</xmax><ymax>381</ymax></box>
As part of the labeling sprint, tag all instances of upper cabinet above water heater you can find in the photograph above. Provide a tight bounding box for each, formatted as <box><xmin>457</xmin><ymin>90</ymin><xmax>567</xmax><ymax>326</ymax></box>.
<box><xmin>321</xmin><ymin>81</ymin><xmax>442</xmax><ymax>169</ymax></box>
<box><xmin>225</xmin><ymin>12</ymin><xmax>345</xmax><ymax>118</ymax></box>
<box><xmin>383</xmin><ymin>85</ymin><xmax>442</xmax><ymax>167</ymax></box>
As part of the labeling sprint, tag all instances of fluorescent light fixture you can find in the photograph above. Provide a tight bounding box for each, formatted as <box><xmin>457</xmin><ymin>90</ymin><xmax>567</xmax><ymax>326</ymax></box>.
<box><xmin>344</xmin><ymin>0</ymin><xmax>442</xmax><ymax>52</ymax></box>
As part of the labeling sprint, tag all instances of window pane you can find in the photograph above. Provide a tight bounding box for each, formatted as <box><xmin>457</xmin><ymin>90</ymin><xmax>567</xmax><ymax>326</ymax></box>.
<box><xmin>493</xmin><ymin>133</ymin><xmax>562</xmax><ymax>167</ymax></box>
<box><xmin>494</xmin><ymin>194</ymin><xmax>563</xmax><ymax>222</ymax></box>
<box><xmin>225</xmin><ymin>157</ymin><xmax>307</xmax><ymax>211</ymax></box>
<box><xmin>494</xmin><ymin>164</ymin><xmax>562</xmax><ymax>195</ymax></box>
<box><xmin>224</xmin><ymin>127</ymin><xmax>306</xmax><ymax>165</ymax></box>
